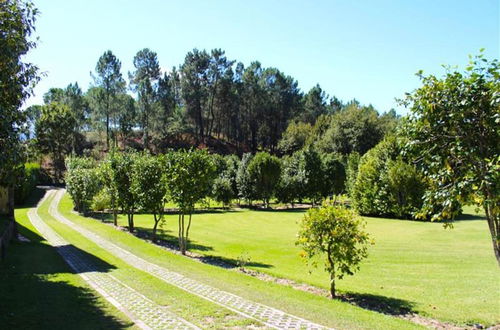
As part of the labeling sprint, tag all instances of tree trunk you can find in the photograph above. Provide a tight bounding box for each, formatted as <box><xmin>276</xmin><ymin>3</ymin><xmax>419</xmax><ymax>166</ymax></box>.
<box><xmin>128</xmin><ymin>213</ymin><xmax>134</xmax><ymax>232</ymax></box>
<box><xmin>484</xmin><ymin>202</ymin><xmax>500</xmax><ymax>266</ymax></box>
<box><xmin>113</xmin><ymin>209</ymin><xmax>117</xmax><ymax>227</ymax></box>
<box><xmin>152</xmin><ymin>213</ymin><xmax>160</xmax><ymax>243</ymax></box>
<box><xmin>181</xmin><ymin>213</ymin><xmax>186</xmax><ymax>255</ymax></box>
<box><xmin>106</xmin><ymin>113</ymin><xmax>110</xmax><ymax>150</ymax></box>
<box><xmin>330</xmin><ymin>273</ymin><xmax>336</xmax><ymax>298</ymax></box>
<box><xmin>7</xmin><ymin>186</ymin><xmax>17</xmax><ymax>239</ymax></box>
<box><xmin>185</xmin><ymin>213</ymin><xmax>192</xmax><ymax>251</ymax></box>
<box><xmin>178</xmin><ymin>213</ymin><xmax>182</xmax><ymax>252</ymax></box>
<box><xmin>327</xmin><ymin>245</ymin><xmax>336</xmax><ymax>298</ymax></box>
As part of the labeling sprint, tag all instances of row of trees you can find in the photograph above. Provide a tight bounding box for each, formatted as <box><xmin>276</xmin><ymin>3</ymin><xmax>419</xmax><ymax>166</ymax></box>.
<box><xmin>65</xmin><ymin>148</ymin><xmax>352</xmax><ymax>250</ymax></box>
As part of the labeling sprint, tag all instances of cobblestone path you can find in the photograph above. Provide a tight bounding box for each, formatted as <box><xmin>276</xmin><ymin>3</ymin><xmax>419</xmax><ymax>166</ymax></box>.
<box><xmin>29</xmin><ymin>191</ymin><xmax>199</xmax><ymax>330</ymax></box>
<box><xmin>50</xmin><ymin>189</ymin><xmax>327</xmax><ymax>330</ymax></box>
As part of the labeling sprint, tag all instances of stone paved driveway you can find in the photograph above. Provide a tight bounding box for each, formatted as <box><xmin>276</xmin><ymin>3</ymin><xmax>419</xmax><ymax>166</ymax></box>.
<box><xmin>28</xmin><ymin>191</ymin><xmax>199</xmax><ymax>330</ymax></box>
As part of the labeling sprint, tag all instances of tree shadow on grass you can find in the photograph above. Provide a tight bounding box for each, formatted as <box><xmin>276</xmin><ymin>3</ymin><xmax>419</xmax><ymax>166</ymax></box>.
<box><xmin>248</xmin><ymin>207</ymin><xmax>308</xmax><ymax>213</ymax></box>
<box><xmin>1</xmin><ymin>222</ymin><xmax>129</xmax><ymax>329</ymax></box>
<box><xmin>453</xmin><ymin>212</ymin><xmax>485</xmax><ymax>222</ymax></box>
<box><xmin>196</xmin><ymin>254</ymin><xmax>273</xmax><ymax>270</ymax></box>
<box><xmin>133</xmin><ymin>226</ymin><xmax>273</xmax><ymax>269</ymax></box>
<box><xmin>340</xmin><ymin>292</ymin><xmax>416</xmax><ymax>316</ymax></box>
<box><xmin>134</xmin><ymin>226</ymin><xmax>215</xmax><ymax>252</ymax></box>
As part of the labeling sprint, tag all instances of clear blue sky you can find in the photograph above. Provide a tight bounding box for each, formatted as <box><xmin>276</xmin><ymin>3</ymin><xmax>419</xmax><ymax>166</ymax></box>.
<box><xmin>25</xmin><ymin>0</ymin><xmax>499</xmax><ymax>114</ymax></box>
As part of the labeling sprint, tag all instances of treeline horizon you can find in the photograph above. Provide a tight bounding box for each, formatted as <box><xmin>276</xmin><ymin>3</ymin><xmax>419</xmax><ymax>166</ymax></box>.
<box><xmin>27</xmin><ymin>47</ymin><xmax>399</xmax><ymax>159</ymax></box>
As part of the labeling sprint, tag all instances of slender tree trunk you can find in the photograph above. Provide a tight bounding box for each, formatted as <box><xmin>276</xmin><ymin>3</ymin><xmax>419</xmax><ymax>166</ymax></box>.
<box><xmin>178</xmin><ymin>213</ymin><xmax>182</xmax><ymax>252</ymax></box>
<box><xmin>106</xmin><ymin>113</ymin><xmax>110</xmax><ymax>150</ymax></box>
<box><xmin>7</xmin><ymin>186</ymin><xmax>17</xmax><ymax>239</ymax></box>
<box><xmin>185</xmin><ymin>213</ymin><xmax>192</xmax><ymax>250</ymax></box>
<box><xmin>327</xmin><ymin>245</ymin><xmax>336</xmax><ymax>298</ymax></box>
<box><xmin>128</xmin><ymin>213</ymin><xmax>134</xmax><ymax>232</ymax></box>
<box><xmin>113</xmin><ymin>208</ymin><xmax>117</xmax><ymax>227</ymax></box>
<box><xmin>152</xmin><ymin>213</ymin><xmax>159</xmax><ymax>243</ymax></box>
<box><xmin>181</xmin><ymin>213</ymin><xmax>186</xmax><ymax>254</ymax></box>
<box><xmin>330</xmin><ymin>272</ymin><xmax>336</xmax><ymax>298</ymax></box>
<box><xmin>484</xmin><ymin>201</ymin><xmax>500</xmax><ymax>267</ymax></box>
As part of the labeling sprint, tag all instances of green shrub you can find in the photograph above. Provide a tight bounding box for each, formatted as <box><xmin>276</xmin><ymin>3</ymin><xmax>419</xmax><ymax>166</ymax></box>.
<box><xmin>212</xmin><ymin>176</ymin><xmax>233</xmax><ymax>208</ymax></box>
<box><xmin>321</xmin><ymin>153</ymin><xmax>346</xmax><ymax>198</ymax></box>
<box><xmin>247</xmin><ymin>152</ymin><xmax>281</xmax><ymax>208</ymax></box>
<box><xmin>91</xmin><ymin>188</ymin><xmax>111</xmax><ymax>212</ymax></box>
<box><xmin>14</xmin><ymin>162</ymin><xmax>41</xmax><ymax>204</ymax></box>
<box><xmin>276</xmin><ymin>153</ymin><xmax>306</xmax><ymax>205</ymax></box>
<box><xmin>351</xmin><ymin>136</ymin><xmax>426</xmax><ymax>219</ymax></box>
<box><xmin>66</xmin><ymin>166</ymin><xmax>101</xmax><ymax>214</ymax></box>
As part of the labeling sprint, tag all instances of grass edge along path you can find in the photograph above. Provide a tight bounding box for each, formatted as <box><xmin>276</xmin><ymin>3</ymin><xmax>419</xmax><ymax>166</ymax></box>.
<box><xmin>29</xmin><ymin>190</ymin><xmax>199</xmax><ymax>330</ymax></box>
<box><xmin>55</xmin><ymin>188</ymin><xmax>422</xmax><ymax>330</ymax></box>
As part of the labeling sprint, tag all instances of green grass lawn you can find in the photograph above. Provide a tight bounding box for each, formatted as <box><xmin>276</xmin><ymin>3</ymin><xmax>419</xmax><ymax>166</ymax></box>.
<box><xmin>58</xmin><ymin>192</ymin><xmax>420</xmax><ymax>329</ymax></box>
<box><xmin>0</xmin><ymin>189</ymin><xmax>135</xmax><ymax>329</ymax></box>
<box><xmin>80</xmin><ymin>193</ymin><xmax>500</xmax><ymax>327</ymax></box>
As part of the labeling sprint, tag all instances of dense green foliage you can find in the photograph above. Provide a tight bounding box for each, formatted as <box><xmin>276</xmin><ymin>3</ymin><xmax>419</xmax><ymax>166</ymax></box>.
<box><xmin>131</xmin><ymin>153</ymin><xmax>167</xmax><ymax>241</ymax></box>
<box><xmin>247</xmin><ymin>152</ymin><xmax>281</xmax><ymax>207</ymax></box>
<box><xmin>314</xmin><ymin>103</ymin><xmax>398</xmax><ymax>155</ymax></box>
<box><xmin>110</xmin><ymin>152</ymin><xmax>137</xmax><ymax>231</ymax></box>
<box><xmin>14</xmin><ymin>162</ymin><xmax>42</xmax><ymax>204</ymax></box>
<box><xmin>401</xmin><ymin>53</ymin><xmax>500</xmax><ymax>265</ymax></box>
<box><xmin>351</xmin><ymin>137</ymin><xmax>426</xmax><ymax>219</ymax></box>
<box><xmin>165</xmin><ymin>149</ymin><xmax>216</xmax><ymax>254</ymax></box>
<box><xmin>65</xmin><ymin>157</ymin><xmax>100</xmax><ymax>214</ymax></box>
<box><xmin>0</xmin><ymin>0</ymin><xmax>39</xmax><ymax>219</ymax></box>
<box><xmin>297</xmin><ymin>202</ymin><xmax>370</xmax><ymax>297</ymax></box>
<box><xmin>35</xmin><ymin>102</ymin><xmax>77</xmax><ymax>181</ymax></box>
<box><xmin>276</xmin><ymin>152</ymin><xmax>306</xmax><ymax>205</ymax></box>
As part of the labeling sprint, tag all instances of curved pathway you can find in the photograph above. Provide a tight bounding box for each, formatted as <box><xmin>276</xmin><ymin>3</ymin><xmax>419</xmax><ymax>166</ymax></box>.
<box><xmin>28</xmin><ymin>190</ymin><xmax>199</xmax><ymax>330</ymax></box>
<box><xmin>50</xmin><ymin>189</ymin><xmax>327</xmax><ymax>330</ymax></box>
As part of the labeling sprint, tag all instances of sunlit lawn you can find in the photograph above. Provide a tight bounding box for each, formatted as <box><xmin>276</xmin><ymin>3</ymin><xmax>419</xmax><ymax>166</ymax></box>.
<box><xmin>107</xmin><ymin>201</ymin><xmax>500</xmax><ymax>326</ymax></box>
<box><xmin>59</xmin><ymin>193</ymin><xmax>420</xmax><ymax>330</ymax></box>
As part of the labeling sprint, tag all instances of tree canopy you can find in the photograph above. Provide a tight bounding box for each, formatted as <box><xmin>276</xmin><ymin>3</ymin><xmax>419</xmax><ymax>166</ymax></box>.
<box><xmin>402</xmin><ymin>53</ymin><xmax>500</xmax><ymax>265</ymax></box>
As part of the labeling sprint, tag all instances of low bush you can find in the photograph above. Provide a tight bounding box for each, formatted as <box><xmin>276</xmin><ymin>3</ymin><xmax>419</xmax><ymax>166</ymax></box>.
<box><xmin>91</xmin><ymin>188</ymin><xmax>111</xmax><ymax>212</ymax></box>
<box><xmin>65</xmin><ymin>167</ymin><xmax>101</xmax><ymax>214</ymax></box>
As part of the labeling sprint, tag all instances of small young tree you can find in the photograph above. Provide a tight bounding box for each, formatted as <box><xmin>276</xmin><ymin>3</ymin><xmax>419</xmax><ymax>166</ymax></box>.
<box><xmin>321</xmin><ymin>153</ymin><xmax>346</xmax><ymax>199</ymax></box>
<box><xmin>345</xmin><ymin>152</ymin><xmax>360</xmax><ymax>198</ymax></box>
<box><xmin>303</xmin><ymin>147</ymin><xmax>324</xmax><ymax>204</ymax></box>
<box><xmin>110</xmin><ymin>152</ymin><xmax>136</xmax><ymax>232</ymax></box>
<box><xmin>98</xmin><ymin>157</ymin><xmax>119</xmax><ymax>226</ymax></box>
<box><xmin>247</xmin><ymin>152</ymin><xmax>281</xmax><ymax>208</ymax></box>
<box><xmin>132</xmin><ymin>154</ymin><xmax>167</xmax><ymax>242</ymax></box>
<box><xmin>212</xmin><ymin>176</ymin><xmax>233</xmax><ymax>208</ymax></box>
<box><xmin>65</xmin><ymin>166</ymin><xmax>100</xmax><ymax>215</ymax></box>
<box><xmin>297</xmin><ymin>202</ymin><xmax>371</xmax><ymax>298</ymax></box>
<box><xmin>276</xmin><ymin>153</ymin><xmax>306</xmax><ymax>207</ymax></box>
<box><xmin>165</xmin><ymin>149</ymin><xmax>215</xmax><ymax>254</ymax></box>
<box><xmin>236</xmin><ymin>153</ymin><xmax>255</xmax><ymax>205</ymax></box>
<box><xmin>402</xmin><ymin>53</ymin><xmax>500</xmax><ymax>265</ymax></box>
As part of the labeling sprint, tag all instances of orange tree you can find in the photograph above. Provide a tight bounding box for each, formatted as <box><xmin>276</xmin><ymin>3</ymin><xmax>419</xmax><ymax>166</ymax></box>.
<box><xmin>297</xmin><ymin>202</ymin><xmax>371</xmax><ymax>298</ymax></box>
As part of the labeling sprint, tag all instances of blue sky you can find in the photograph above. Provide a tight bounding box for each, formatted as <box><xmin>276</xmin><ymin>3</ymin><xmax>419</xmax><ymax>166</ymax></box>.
<box><xmin>25</xmin><ymin>0</ymin><xmax>499</xmax><ymax>114</ymax></box>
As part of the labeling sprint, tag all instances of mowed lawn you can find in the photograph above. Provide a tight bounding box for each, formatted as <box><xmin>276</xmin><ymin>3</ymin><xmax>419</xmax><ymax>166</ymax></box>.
<box><xmin>62</xmin><ymin>193</ymin><xmax>500</xmax><ymax>326</ymax></box>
